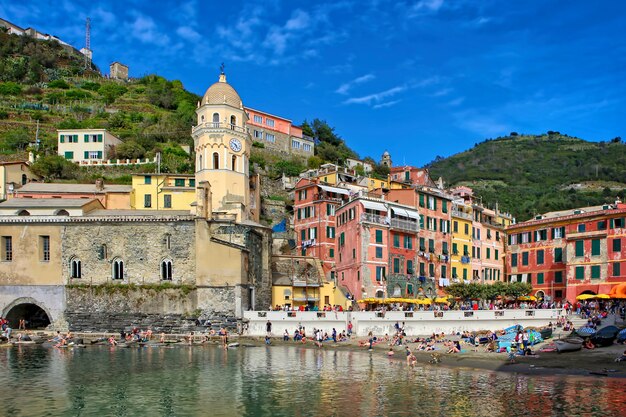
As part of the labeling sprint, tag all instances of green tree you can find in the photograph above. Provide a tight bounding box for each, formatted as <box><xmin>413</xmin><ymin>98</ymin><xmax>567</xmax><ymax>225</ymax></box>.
<box><xmin>30</xmin><ymin>155</ymin><xmax>78</xmax><ymax>180</ymax></box>
<box><xmin>115</xmin><ymin>140</ymin><xmax>146</xmax><ymax>160</ymax></box>
<box><xmin>1</xmin><ymin>128</ymin><xmax>31</xmax><ymax>151</ymax></box>
<box><xmin>0</xmin><ymin>81</ymin><xmax>22</xmax><ymax>95</ymax></box>
<box><xmin>98</xmin><ymin>83</ymin><xmax>127</xmax><ymax>104</ymax></box>
<box><xmin>48</xmin><ymin>79</ymin><xmax>70</xmax><ymax>89</ymax></box>
<box><xmin>307</xmin><ymin>155</ymin><xmax>323</xmax><ymax>169</ymax></box>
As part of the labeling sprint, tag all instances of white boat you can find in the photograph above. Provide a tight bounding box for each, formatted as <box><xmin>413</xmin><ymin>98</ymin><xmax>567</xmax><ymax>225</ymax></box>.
<box><xmin>555</xmin><ymin>337</ymin><xmax>584</xmax><ymax>353</ymax></box>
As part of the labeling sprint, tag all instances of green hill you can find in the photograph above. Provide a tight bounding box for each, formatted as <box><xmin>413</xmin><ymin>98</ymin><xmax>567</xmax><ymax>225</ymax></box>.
<box><xmin>427</xmin><ymin>133</ymin><xmax>626</xmax><ymax>221</ymax></box>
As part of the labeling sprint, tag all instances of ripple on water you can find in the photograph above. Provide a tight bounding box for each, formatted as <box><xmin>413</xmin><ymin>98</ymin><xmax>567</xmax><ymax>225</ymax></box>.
<box><xmin>0</xmin><ymin>345</ymin><xmax>624</xmax><ymax>417</ymax></box>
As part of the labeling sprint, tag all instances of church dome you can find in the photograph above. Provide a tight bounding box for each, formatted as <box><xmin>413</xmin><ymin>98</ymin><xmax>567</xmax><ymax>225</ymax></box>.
<box><xmin>383</xmin><ymin>150</ymin><xmax>390</xmax><ymax>157</ymax></box>
<box><xmin>202</xmin><ymin>73</ymin><xmax>243</xmax><ymax>108</ymax></box>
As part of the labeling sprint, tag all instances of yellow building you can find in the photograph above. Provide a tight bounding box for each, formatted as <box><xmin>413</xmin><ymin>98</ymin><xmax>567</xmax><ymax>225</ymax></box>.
<box><xmin>451</xmin><ymin>201</ymin><xmax>473</xmax><ymax>281</ymax></box>
<box><xmin>0</xmin><ymin>161</ymin><xmax>39</xmax><ymax>200</ymax></box>
<box><xmin>192</xmin><ymin>71</ymin><xmax>252</xmax><ymax>222</ymax></box>
<box><xmin>131</xmin><ymin>174</ymin><xmax>195</xmax><ymax>211</ymax></box>
<box><xmin>271</xmin><ymin>256</ymin><xmax>350</xmax><ymax>309</ymax></box>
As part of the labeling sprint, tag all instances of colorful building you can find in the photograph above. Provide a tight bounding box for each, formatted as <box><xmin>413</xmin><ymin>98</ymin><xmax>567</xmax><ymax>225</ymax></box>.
<box><xmin>450</xmin><ymin>200</ymin><xmax>473</xmax><ymax>282</ymax></box>
<box><xmin>505</xmin><ymin>202</ymin><xmax>626</xmax><ymax>302</ymax></box>
<box><xmin>131</xmin><ymin>174</ymin><xmax>195</xmax><ymax>211</ymax></box>
<box><xmin>0</xmin><ymin>161</ymin><xmax>39</xmax><ymax>200</ymax></box>
<box><xmin>15</xmin><ymin>180</ymin><xmax>130</xmax><ymax>209</ymax></box>
<box><xmin>245</xmin><ymin>107</ymin><xmax>314</xmax><ymax>156</ymax></box>
<box><xmin>293</xmin><ymin>178</ymin><xmax>350</xmax><ymax>280</ymax></box>
<box><xmin>57</xmin><ymin>128</ymin><xmax>123</xmax><ymax>164</ymax></box>
<box><xmin>335</xmin><ymin>196</ymin><xmax>424</xmax><ymax>301</ymax></box>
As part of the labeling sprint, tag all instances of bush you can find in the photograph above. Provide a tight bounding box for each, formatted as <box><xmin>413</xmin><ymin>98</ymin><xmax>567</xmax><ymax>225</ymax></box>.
<box><xmin>65</xmin><ymin>89</ymin><xmax>92</xmax><ymax>100</ymax></box>
<box><xmin>115</xmin><ymin>140</ymin><xmax>146</xmax><ymax>160</ymax></box>
<box><xmin>98</xmin><ymin>83</ymin><xmax>127</xmax><ymax>104</ymax></box>
<box><xmin>252</xmin><ymin>141</ymin><xmax>265</xmax><ymax>148</ymax></box>
<box><xmin>30</xmin><ymin>155</ymin><xmax>78</xmax><ymax>180</ymax></box>
<box><xmin>48</xmin><ymin>79</ymin><xmax>70</xmax><ymax>89</ymax></box>
<box><xmin>0</xmin><ymin>110</ymin><xmax>8</xmax><ymax>119</ymax></box>
<box><xmin>81</xmin><ymin>81</ymin><xmax>101</xmax><ymax>91</ymax></box>
<box><xmin>271</xmin><ymin>158</ymin><xmax>305</xmax><ymax>178</ymax></box>
<box><xmin>0</xmin><ymin>81</ymin><xmax>22</xmax><ymax>95</ymax></box>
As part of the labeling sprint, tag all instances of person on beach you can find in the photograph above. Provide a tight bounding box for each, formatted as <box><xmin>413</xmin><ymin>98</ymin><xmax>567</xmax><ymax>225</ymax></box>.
<box><xmin>387</xmin><ymin>347</ymin><xmax>394</xmax><ymax>356</ymax></box>
<box><xmin>219</xmin><ymin>327</ymin><xmax>228</xmax><ymax>348</ymax></box>
<box><xmin>108</xmin><ymin>336</ymin><xmax>117</xmax><ymax>346</ymax></box>
<box><xmin>266</xmin><ymin>320</ymin><xmax>272</xmax><ymax>336</ymax></box>
<box><xmin>405</xmin><ymin>346</ymin><xmax>412</xmax><ymax>364</ymax></box>
<box><xmin>283</xmin><ymin>329</ymin><xmax>289</xmax><ymax>341</ymax></box>
<box><xmin>315</xmin><ymin>330</ymin><xmax>323</xmax><ymax>348</ymax></box>
<box><xmin>160</xmin><ymin>333</ymin><xmax>166</xmax><ymax>343</ymax></box>
<box><xmin>187</xmin><ymin>331</ymin><xmax>194</xmax><ymax>345</ymax></box>
<box><xmin>347</xmin><ymin>321</ymin><xmax>353</xmax><ymax>337</ymax></box>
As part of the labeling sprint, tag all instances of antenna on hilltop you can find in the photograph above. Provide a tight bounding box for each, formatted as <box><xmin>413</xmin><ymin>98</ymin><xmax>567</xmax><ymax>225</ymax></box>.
<box><xmin>83</xmin><ymin>17</ymin><xmax>92</xmax><ymax>70</ymax></box>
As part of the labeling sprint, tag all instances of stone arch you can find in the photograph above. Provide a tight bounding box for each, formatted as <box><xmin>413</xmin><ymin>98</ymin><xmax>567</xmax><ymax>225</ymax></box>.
<box><xmin>56</xmin><ymin>209</ymin><xmax>70</xmax><ymax>216</ymax></box>
<box><xmin>535</xmin><ymin>290</ymin><xmax>545</xmax><ymax>300</ymax></box>
<box><xmin>375</xmin><ymin>289</ymin><xmax>384</xmax><ymax>299</ymax></box>
<box><xmin>17</xmin><ymin>209</ymin><xmax>30</xmax><ymax>216</ymax></box>
<box><xmin>2</xmin><ymin>297</ymin><xmax>53</xmax><ymax>329</ymax></box>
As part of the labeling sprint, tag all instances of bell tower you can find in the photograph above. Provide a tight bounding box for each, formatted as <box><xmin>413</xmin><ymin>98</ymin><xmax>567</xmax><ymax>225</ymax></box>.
<box><xmin>192</xmin><ymin>70</ymin><xmax>251</xmax><ymax>222</ymax></box>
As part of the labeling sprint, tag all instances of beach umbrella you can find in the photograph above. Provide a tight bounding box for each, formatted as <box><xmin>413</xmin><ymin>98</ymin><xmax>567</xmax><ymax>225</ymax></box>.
<box><xmin>434</xmin><ymin>297</ymin><xmax>450</xmax><ymax>303</ymax></box>
<box><xmin>594</xmin><ymin>294</ymin><xmax>610</xmax><ymax>299</ymax></box>
<box><xmin>576</xmin><ymin>294</ymin><xmax>595</xmax><ymax>300</ymax></box>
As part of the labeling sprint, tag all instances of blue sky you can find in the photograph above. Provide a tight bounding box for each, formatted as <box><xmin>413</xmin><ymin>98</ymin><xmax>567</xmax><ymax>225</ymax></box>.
<box><xmin>2</xmin><ymin>0</ymin><xmax>625</xmax><ymax>166</ymax></box>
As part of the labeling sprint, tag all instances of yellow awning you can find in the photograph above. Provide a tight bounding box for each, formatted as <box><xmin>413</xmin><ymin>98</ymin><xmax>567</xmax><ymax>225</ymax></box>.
<box><xmin>576</xmin><ymin>294</ymin><xmax>595</xmax><ymax>300</ymax></box>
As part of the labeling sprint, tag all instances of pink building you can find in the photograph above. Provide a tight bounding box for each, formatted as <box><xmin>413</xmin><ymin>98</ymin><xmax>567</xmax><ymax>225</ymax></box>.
<box><xmin>245</xmin><ymin>107</ymin><xmax>314</xmax><ymax>156</ymax></box>
<box><xmin>293</xmin><ymin>178</ymin><xmax>350</xmax><ymax>280</ymax></box>
<box><xmin>335</xmin><ymin>196</ymin><xmax>423</xmax><ymax>300</ymax></box>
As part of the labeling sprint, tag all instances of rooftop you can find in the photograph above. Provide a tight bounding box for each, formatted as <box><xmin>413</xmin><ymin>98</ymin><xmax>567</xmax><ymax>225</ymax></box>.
<box><xmin>0</xmin><ymin>198</ymin><xmax>99</xmax><ymax>208</ymax></box>
<box><xmin>18</xmin><ymin>182</ymin><xmax>131</xmax><ymax>194</ymax></box>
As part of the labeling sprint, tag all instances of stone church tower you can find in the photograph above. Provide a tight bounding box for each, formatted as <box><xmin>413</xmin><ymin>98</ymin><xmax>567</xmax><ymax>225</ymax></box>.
<box><xmin>192</xmin><ymin>71</ymin><xmax>252</xmax><ymax>222</ymax></box>
<box><xmin>380</xmin><ymin>150</ymin><xmax>392</xmax><ymax>168</ymax></box>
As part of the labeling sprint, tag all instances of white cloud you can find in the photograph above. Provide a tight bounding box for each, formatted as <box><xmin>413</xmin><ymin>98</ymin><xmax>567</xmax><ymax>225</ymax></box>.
<box><xmin>285</xmin><ymin>9</ymin><xmax>310</xmax><ymax>31</ymax></box>
<box><xmin>373</xmin><ymin>100</ymin><xmax>401</xmax><ymax>109</ymax></box>
<box><xmin>336</xmin><ymin>74</ymin><xmax>376</xmax><ymax>95</ymax></box>
<box><xmin>447</xmin><ymin>97</ymin><xmax>465</xmax><ymax>106</ymax></box>
<box><xmin>431</xmin><ymin>87</ymin><xmax>452</xmax><ymax>97</ymax></box>
<box><xmin>177</xmin><ymin>26</ymin><xmax>201</xmax><ymax>42</ymax></box>
<box><xmin>345</xmin><ymin>86</ymin><xmax>406</xmax><ymax>105</ymax></box>
<box><xmin>412</xmin><ymin>0</ymin><xmax>444</xmax><ymax>13</ymax></box>
<box><xmin>129</xmin><ymin>14</ymin><xmax>170</xmax><ymax>47</ymax></box>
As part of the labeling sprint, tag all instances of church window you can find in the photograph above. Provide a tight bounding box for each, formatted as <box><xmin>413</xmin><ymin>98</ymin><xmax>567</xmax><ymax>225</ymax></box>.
<box><xmin>232</xmin><ymin>155</ymin><xmax>237</xmax><ymax>171</ymax></box>
<box><xmin>212</xmin><ymin>113</ymin><xmax>219</xmax><ymax>127</ymax></box>
<box><xmin>161</xmin><ymin>259</ymin><xmax>173</xmax><ymax>280</ymax></box>
<box><xmin>70</xmin><ymin>258</ymin><xmax>82</xmax><ymax>278</ymax></box>
<box><xmin>198</xmin><ymin>155</ymin><xmax>203</xmax><ymax>170</ymax></box>
<box><xmin>230</xmin><ymin>115</ymin><xmax>236</xmax><ymax>129</ymax></box>
<box><xmin>112</xmin><ymin>258</ymin><xmax>124</xmax><ymax>280</ymax></box>
<box><xmin>213</xmin><ymin>153</ymin><xmax>219</xmax><ymax>169</ymax></box>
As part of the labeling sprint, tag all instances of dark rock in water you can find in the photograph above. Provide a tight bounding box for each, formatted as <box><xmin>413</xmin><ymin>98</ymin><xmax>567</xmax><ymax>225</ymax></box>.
<box><xmin>21</xmin><ymin>334</ymin><xmax>32</xmax><ymax>341</ymax></box>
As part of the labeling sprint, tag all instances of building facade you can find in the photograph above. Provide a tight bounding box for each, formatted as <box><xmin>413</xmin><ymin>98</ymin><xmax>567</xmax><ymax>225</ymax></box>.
<box><xmin>245</xmin><ymin>107</ymin><xmax>314</xmax><ymax>156</ymax></box>
<box><xmin>14</xmin><ymin>180</ymin><xmax>130</xmax><ymax>209</ymax></box>
<box><xmin>110</xmin><ymin>62</ymin><xmax>129</xmax><ymax>80</ymax></box>
<box><xmin>0</xmin><ymin>161</ymin><xmax>39</xmax><ymax>200</ymax></box>
<box><xmin>506</xmin><ymin>203</ymin><xmax>626</xmax><ymax>302</ymax></box>
<box><xmin>130</xmin><ymin>174</ymin><xmax>195</xmax><ymax>211</ymax></box>
<box><xmin>57</xmin><ymin>129</ymin><xmax>123</xmax><ymax>164</ymax></box>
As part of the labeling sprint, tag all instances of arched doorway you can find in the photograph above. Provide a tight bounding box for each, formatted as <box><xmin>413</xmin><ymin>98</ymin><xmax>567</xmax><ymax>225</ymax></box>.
<box><xmin>4</xmin><ymin>302</ymin><xmax>51</xmax><ymax>329</ymax></box>
<box><xmin>535</xmin><ymin>290</ymin><xmax>545</xmax><ymax>300</ymax></box>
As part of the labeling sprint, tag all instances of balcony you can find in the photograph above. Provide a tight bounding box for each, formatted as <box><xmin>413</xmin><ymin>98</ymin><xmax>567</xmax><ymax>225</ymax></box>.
<box><xmin>361</xmin><ymin>213</ymin><xmax>389</xmax><ymax>226</ymax></box>
<box><xmin>192</xmin><ymin>122</ymin><xmax>248</xmax><ymax>134</ymax></box>
<box><xmin>451</xmin><ymin>209</ymin><xmax>472</xmax><ymax>220</ymax></box>
<box><xmin>314</xmin><ymin>193</ymin><xmax>344</xmax><ymax>204</ymax></box>
<box><xmin>390</xmin><ymin>218</ymin><xmax>419</xmax><ymax>232</ymax></box>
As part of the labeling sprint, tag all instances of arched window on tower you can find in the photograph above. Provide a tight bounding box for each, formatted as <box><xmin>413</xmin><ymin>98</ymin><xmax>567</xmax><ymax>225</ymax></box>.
<box><xmin>212</xmin><ymin>112</ymin><xmax>219</xmax><ymax>127</ymax></box>
<box><xmin>201</xmin><ymin>115</ymin><xmax>205</xmax><ymax>123</ymax></box>
<box><xmin>198</xmin><ymin>155</ymin><xmax>203</xmax><ymax>170</ymax></box>
<box><xmin>213</xmin><ymin>152</ymin><xmax>219</xmax><ymax>169</ymax></box>
<box><xmin>112</xmin><ymin>258</ymin><xmax>124</xmax><ymax>280</ymax></box>
<box><xmin>21</xmin><ymin>174</ymin><xmax>27</xmax><ymax>185</ymax></box>
<box><xmin>230</xmin><ymin>115</ymin><xmax>236</xmax><ymax>130</ymax></box>
<box><xmin>70</xmin><ymin>257</ymin><xmax>82</xmax><ymax>279</ymax></box>
<box><xmin>161</xmin><ymin>259</ymin><xmax>173</xmax><ymax>281</ymax></box>
<box><xmin>232</xmin><ymin>155</ymin><xmax>237</xmax><ymax>171</ymax></box>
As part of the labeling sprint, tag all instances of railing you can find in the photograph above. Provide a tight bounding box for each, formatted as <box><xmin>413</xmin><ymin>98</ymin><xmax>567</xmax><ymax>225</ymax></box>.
<box><xmin>314</xmin><ymin>193</ymin><xmax>344</xmax><ymax>203</ymax></box>
<box><xmin>451</xmin><ymin>209</ymin><xmax>472</xmax><ymax>220</ymax></box>
<box><xmin>390</xmin><ymin>218</ymin><xmax>419</xmax><ymax>232</ymax></box>
<box><xmin>361</xmin><ymin>213</ymin><xmax>389</xmax><ymax>225</ymax></box>
<box><xmin>193</xmin><ymin>122</ymin><xmax>248</xmax><ymax>133</ymax></box>
<box><xmin>78</xmin><ymin>157</ymin><xmax>158</xmax><ymax>166</ymax></box>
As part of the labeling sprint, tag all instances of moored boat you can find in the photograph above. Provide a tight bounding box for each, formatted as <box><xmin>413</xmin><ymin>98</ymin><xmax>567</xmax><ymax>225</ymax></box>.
<box><xmin>539</xmin><ymin>328</ymin><xmax>553</xmax><ymax>339</ymax></box>
<box><xmin>555</xmin><ymin>337</ymin><xmax>584</xmax><ymax>353</ymax></box>
<box><xmin>590</xmin><ymin>326</ymin><xmax>619</xmax><ymax>347</ymax></box>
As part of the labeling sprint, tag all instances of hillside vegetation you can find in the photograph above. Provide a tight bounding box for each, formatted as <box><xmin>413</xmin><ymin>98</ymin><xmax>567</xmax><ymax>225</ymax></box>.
<box><xmin>427</xmin><ymin>133</ymin><xmax>626</xmax><ymax>221</ymax></box>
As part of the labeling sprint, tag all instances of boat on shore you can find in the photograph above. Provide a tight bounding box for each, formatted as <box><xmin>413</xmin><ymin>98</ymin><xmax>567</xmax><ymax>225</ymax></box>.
<box><xmin>539</xmin><ymin>328</ymin><xmax>553</xmax><ymax>339</ymax></box>
<box><xmin>555</xmin><ymin>337</ymin><xmax>584</xmax><ymax>353</ymax></box>
<box><xmin>590</xmin><ymin>326</ymin><xmax>619</xmax><ymax>347</ymax></box>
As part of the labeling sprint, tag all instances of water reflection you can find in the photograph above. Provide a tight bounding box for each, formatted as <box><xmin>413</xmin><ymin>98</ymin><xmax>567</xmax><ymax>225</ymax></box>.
<box><xmin>0</xmin><ymin>345</ymin><xmax>624</xmax><ymax>417</ymax></box>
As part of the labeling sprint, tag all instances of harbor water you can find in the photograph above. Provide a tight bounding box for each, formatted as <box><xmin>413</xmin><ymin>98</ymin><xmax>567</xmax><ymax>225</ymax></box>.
<box><xmin>1</xmin><ymin>344</ymin><xmax>624</xmax><ymax>417</ymax></box>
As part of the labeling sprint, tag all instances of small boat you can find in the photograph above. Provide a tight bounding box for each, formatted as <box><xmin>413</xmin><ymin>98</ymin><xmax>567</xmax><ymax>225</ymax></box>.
<box><xmin>576</xmin><ymin>327</ymin><xmax>596</xmax><ymax>337</ymax></box>
<box><xmin>539</xmin><ymin>328</ymin><xmax>553</xmax><ymax>339</ymax></box>
<box><xmin>228</xmin><ymin>342</ymin><xmax>240</xmax><ymax>348</ymax></box>
<box><xmin>555</xmin><ymin>337</ymin><xmax>584</xmax><ymax>353</ymax></box>
<box><xmin>617</xmin><ymin>328</ymin><xmax>626</xmax><ymax>343</ymax></box>
<box><xmin>590</xmin><ymin>326</ymin><xmax>619</xmax><ymax>347</ymax></box>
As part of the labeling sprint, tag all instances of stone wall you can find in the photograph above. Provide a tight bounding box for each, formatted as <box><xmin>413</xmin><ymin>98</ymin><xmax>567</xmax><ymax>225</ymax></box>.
<box><xmin>65</xmin><ymin>286</ymin><xmax>198</xmax><ymax>332</ymax></box>
<box><xmin>62</xmin><ymin>221</ymin><xmax>196</xmax><ymax>285</ymax></box>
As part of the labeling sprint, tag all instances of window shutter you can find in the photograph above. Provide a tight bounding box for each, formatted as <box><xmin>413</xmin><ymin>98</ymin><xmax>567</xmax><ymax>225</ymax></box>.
<box><xmin>98</xmin><ymin>134</ymin><xmax>103</xmax><ymax>142</ymax></box>
<box><xmin>84</xmin><ymin>151</ymin><xmax>89</xmax><ymax>159</ymax></box>
<box><xmin>84</xmin><ymin>134</ymin><xmax>89</xmax><ymax>142</ymax></box>
<box><xmin>419</xmin><ymin>194</ymin><xmax>425</xmax><ymax>207</ymax></box>
<box><xmin>60</xmin><ymin>135</ymin><xmax>64</xmax><ymax>143</ymax></box>
<box><xmin>419</xmin><ymin>215</ymin><xmax>424</xmax><ymax>229</ymax></box>
<box><xmin>97</xmin><ymin>151</ymin><xmax>102</xmax><ymax>159</ymax></box>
